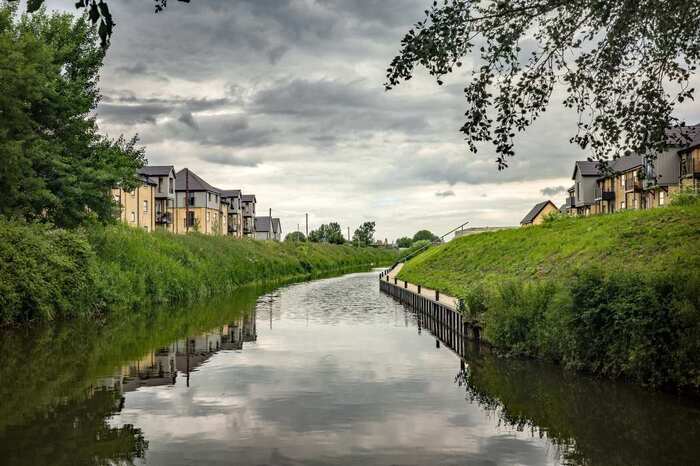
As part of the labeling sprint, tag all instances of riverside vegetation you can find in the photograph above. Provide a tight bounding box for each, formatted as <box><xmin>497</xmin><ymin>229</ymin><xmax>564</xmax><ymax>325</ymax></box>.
<box><xmin>0</xmin><ymin>220</ymin><xmax>397</xmax><ymax>325</ymax></box>
<box><xmin>397</xmin><ymin>198</ymin><xmax>700</xmax><ymax>389</ymax></box>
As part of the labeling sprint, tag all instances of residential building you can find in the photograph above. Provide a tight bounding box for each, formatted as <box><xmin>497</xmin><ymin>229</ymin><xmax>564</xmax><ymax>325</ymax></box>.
<box><xmin>592</xmin><ymin>155</ymin><xmax>645</xmax><ymax>214</ymax></box>
<box><xmin>560</xmin><ymin>185</ymin><xmax>576</xmax><ymax>215</ymax></box>
<box><xmin>112</xmin><ymin>173</ymin><xmax>156</xmax><ymax>232</ymax></box>
<box><xmin>220</xmin><ymin>189</ymin><xmax>243</xmax><ymax>238</ymax></box>
<box><xmin>138</xmin><ymin>165</ymin><xmax>177</xmax><ymax>232</ymax></box>
<box><xmin>241</xmin><ymin>194</ymin><xmax>257</xmax><ymax>237</ymax></box>
<box><xmin>571</xmin><ymin>161</ymin><xmax>602</xmax><ymax>216</ymax></box>
<box><xmin>678</xmin><ymin>125</ymin><xmax>700</xmax><ymax>193</ymax></box>
<box><xmin>174</xmin><ymin>168</ymin><xmax>228</xmax><ymax>235</ymax></box>
<box><xmin>254</xmin><ymin>216</ymin><xmax>274</xmax><ymax>240</ymax></box>
<box><xmin>520</xmin><ymin>200</ymin><xmax>558</xmax><ymax>227</ymax></box>
<box><xmin>272</xmin><ymin>218</ymin><xmax>282</xmax><ymax>241</ymax></box>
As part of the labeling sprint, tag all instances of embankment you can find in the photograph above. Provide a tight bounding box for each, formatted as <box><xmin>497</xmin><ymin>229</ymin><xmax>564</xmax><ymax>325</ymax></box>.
<box><xmin>397</xmin><ymin>201</ymin><xmax>700</xmax><ymax>389</ymax></box>
<box><xmin>0</xmin><ymin>221</ymin><xmax>397</xmax><ymax>324</ymax></box>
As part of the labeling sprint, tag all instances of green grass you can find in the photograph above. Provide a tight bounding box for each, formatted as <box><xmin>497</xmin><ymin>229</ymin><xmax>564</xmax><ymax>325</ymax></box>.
<box><xmin>0</xmin><ymin>221</ymin><xmax>397</xmax><ymax>324</ymax></box>
<box><xmin>397</xmin><ymin>201</ymin><xmax>700</xmax><ymax>389</ymax></box>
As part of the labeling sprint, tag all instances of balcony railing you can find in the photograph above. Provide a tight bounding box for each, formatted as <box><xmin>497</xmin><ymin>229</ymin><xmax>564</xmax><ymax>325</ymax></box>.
<box><xmin>155</xmin><ymin>212</ymin><xmax>172</xmax><ymax>224</ymax></box>
<box><xmin>594</xmin><ymin>188</ymin><xmax>614</xmax><ymax>201</ymax></box>
<box><xmin>624</xmin><ymin>178</ymin><xmax>641</xmax><ymax>191</ymax></box>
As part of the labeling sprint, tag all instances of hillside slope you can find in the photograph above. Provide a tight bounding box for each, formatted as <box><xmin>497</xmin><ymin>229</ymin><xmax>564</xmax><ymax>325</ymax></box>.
<box><xmin>398</xmin><ymin>201</ymin><xmax>700</xmax><ymax>389</ymax></box>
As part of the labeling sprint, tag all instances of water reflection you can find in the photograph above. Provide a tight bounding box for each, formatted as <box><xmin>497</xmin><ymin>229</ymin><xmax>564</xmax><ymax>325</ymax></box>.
<box><xmin>1</xmin><ymin>271</ymin><xmax>698</xmax><ymax>466</ymax></box>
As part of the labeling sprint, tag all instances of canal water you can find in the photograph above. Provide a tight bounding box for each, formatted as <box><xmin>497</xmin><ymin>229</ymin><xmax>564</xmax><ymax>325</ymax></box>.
<box><xmin>1</xmin><ymin>270</ymin><xmax>698</xmax><ymax>465</ymax></box>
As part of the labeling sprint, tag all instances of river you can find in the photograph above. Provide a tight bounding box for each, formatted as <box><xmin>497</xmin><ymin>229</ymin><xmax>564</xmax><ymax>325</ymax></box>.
<box><xmin>1</xmin><ymin>270</ymin><xmax>698</xmax><ymax>465</ymax></box>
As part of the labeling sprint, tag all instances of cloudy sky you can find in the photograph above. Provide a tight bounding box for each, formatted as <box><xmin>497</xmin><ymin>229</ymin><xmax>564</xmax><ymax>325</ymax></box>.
<box><xmin>48</xmin><ymin>0</ymin><xmax>700</xmax><ymax>240</ymax></box>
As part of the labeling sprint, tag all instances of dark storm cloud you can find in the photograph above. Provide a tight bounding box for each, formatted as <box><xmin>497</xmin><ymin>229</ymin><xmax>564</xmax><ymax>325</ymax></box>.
<box><xmin>435</xmin><ymin>190</ymin><xmax>455</xmax><ymax>198</ymax></box>
<box><xmin>540</xmin><ymin>185</ymin><xmax>568</xmax><ymax>196</ymax></box>
<box><xmin>199</xmin><ymin>153</ymin><xmax>261</xmax><ymax>167</ymax></box>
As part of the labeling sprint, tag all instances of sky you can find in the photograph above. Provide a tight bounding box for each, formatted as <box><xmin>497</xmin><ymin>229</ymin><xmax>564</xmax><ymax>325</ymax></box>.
<box><xmin>46</xmin><ymin>0</ymin><xmax>700</xmax><ymax>241</ymax></box>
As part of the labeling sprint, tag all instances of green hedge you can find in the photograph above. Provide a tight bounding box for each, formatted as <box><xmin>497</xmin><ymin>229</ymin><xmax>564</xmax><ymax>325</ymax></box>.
<box><xmin>398</xmin><ymin>201</ymin><xmax>700</xmax><ymax>389</ymax></box>
<box><xmin>0</xmin><ymin>221</ymin><xmax>397</xmax><ymax>324</ymax></box>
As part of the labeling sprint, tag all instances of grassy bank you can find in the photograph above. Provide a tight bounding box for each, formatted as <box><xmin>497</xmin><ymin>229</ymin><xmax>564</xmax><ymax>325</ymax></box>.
<box><xmin>0</xmin><ymin>221</ymin><xmax>397</xmax><ymax>324</ymax></box>
<box><xmin>397</xmin><ymin>201</ymin><xmax>700</xmax><ymax>389</ymax></box>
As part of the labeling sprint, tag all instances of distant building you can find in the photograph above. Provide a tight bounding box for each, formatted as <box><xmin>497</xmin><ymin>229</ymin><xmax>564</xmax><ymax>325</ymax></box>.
<box><xmin>520</xmin><ymin>200</ymin><xmax>558</xmax><ymax>226</ymax></box>
<box><xmin>174</xmin><ymin>168</ymin><xmax>228</xmax><ymax>235</ymax></box>
<box><xmin>272</xmin><ymin>218</ymin><xmax>282</xmax><ymax>241</ymax></box>
<box><xmin>112</xmin><ymin>173</ymin><xmax>156</xmax><ymax>232</ymax></box>
<box><xmin>138</xmin><ymin>165</ymin><xmax>177</xmax><ymax>232</ymax></box>
<box><xmin>254</xmin><ymin>216</ymin><xmax>275</xmax><ymax>240</ymax></box>
<box><xmin>241</xmin><ymin>194</ymin><xmax>257</xmax><ymax>237</ymax></box>
<box><xmin>220</xmin><ymin>189</ymin><xmax>243</xmax><ymax>238</ymax></box>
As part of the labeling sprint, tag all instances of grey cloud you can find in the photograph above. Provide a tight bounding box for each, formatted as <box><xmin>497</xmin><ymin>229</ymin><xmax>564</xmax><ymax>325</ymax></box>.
<box><xmin>200</xmin><ymin>153</ymin><xmax>261</xmax><ymax>167</ymax></box>
<box><xmin>435</xmin><ymin>190</ymin><xmax>455</xmax><ymax>198</ymax></box>
<box><xmin>540</xmin><ymin>185</ymin><xmax>568</xmax><ymax>196</ymax></box>
<box><xmin>178</xmin><ymin>111</ymin><xmax>199</xmax><ymax>129</ymax></box>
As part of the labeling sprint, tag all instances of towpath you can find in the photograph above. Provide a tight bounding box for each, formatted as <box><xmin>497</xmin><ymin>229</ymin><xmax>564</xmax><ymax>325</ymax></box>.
<box><xmin>385</xmin><ymin>263</ymin><xmax>459</xmax><ymax>310</ymax></box>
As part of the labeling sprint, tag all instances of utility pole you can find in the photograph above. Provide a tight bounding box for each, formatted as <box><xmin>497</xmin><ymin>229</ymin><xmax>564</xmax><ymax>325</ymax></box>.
<box><xmin>185</xmin><ymin>169</ymin><xmax>190</xmax><ymax>233</ymax></box>
<box><xmin>305</xmin><ymin>213</ymin><xmax>308</xmax><ymax>237</ymax></box>
<box><xmin>348</xmin><ymin>226</ymin><xmax>350</xmax><ymax>242</ymax></box>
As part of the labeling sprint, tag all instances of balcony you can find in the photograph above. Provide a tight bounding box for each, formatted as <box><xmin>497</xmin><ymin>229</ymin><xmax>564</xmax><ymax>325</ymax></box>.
<box><xmin>156</xmin><ymin>212</ymin><xmax>172</xmax><ymax>224</ymax></box>
<box><xmin>623</xmin><ymin>178</ymin><xmax>642</xmax><ymax>192</ymax></box>
<box><xmin>594</xmin><ymin>188</ymin><xmax>614</xmax><ymax>201</ymax></box>
<box><xmin>227</xmin><ymin>224</ymin><xmax>237</xmax><ymax>234</ymax></box>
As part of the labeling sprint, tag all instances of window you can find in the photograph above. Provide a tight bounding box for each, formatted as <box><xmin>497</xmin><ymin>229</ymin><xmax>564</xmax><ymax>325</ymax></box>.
<box><xmin>169</xmin><ymin>177</ymin><xmax>174</xmax><ymax>194</ymax></box>
<box><xmin>186</xmin><ymin>211</ymin><xmax>195</xmax><ymax>227</ymax></box>
<box><xmin>130</xmin><ymin>211</ymin><xmax>136</xmax><ymax>222</ymax></box>
<box><xmin>189</xmin><ymin>196</ymin><xmax>195</xmax><ymax>206</ymax></box>
<box><xmin>143</xmin><ymin>200</ymin><xmax>148</xmax><ymax>212</ymax></box>
<box><xmin>158</xmin><ymin>177</ymin><xmax>163</xmax><ymax>193</ymax></box>
<box><xmin>659</xmin><ymin>191</ymin><xmax>666</xmax><ymax>206</ymax></box>
<box><xmin>207</xmin><ymin>211</ymin><xmax>210</xmax><ymax>222</ymax></box>
<box><xmin>208</xmin><ymin>193</ymin><xmax>212</xmax><ymax>203</ymax></box>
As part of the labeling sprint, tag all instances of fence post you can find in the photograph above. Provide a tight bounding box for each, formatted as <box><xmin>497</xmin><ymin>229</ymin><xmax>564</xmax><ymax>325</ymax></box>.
<box><xmin>417</xmin><ymin>284</ymin><xmax>421</xmax><ymax>294</ymax></box>
<box><xmin>404</xmin><ymin>281</ymin><xmax>408</xmax><ymax>289</ymax></box>
<box><xmin>394</xmin><ymin>277</ymin><xmax>397</xmax><ymax>285</ymax></box>
<box><xmin>435</xmin><ymin>290</ymin><xmax>440</xmax><ymax>301</ymax></box>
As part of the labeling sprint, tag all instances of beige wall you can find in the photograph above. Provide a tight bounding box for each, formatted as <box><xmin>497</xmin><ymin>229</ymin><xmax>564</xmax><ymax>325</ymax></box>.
<box><xmin>113</xmin><ymin>184</ymin><xmax>156</xmax><ymax>232</ymax></box>
<box><xmin>527</xmin><ymin>203</ymin><xmax>559</xmax><ymax>226</ymax></box>
<box><xmin>173</xmin><ymin>207</ymin><xmax>228</xmax><ymax>235</ymax></box>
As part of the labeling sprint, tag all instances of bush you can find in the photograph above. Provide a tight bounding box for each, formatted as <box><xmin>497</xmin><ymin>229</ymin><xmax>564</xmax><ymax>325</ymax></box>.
<box><xmin>0</xmin><ymin>221</ymin><xmax>398</xmax><ymax>324</ymax></box>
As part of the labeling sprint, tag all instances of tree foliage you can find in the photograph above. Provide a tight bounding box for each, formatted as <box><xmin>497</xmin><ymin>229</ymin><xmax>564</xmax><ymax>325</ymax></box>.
<box><xmin>353</xmin><ymin>221</ymin><xmax>376</xmax><ymax>247</ymax></box>
<box><xmin>0</xmin><ymin>5</ymin><xmax>144</xmax><ymax>228</ymax></box>
<box><xmin>308</xmin><ymin>222</ymin><xmax>345</xmax><ymax>244</ymax></box>
<box><xmin>413</xmin><ymin>229</ymin><xmax>439</xmax><ymax>242</ymax></box>
<box><xmin>284</xmin><ymin>231</ymin><xmax>307</xmax><ymax>242</ymax></box>
<box><xmin>386</xmin><ymin>0</ymin><xmax>700</xmax><ymax>168</ymax></box>
<box><xmin>396</xmin><ymin>236</ymin><xmax>413</xmax><ymax>248</ymax></box>
<box><xmin>9</xmin><ymin>0</ymin><xmax>191</xmax><ymax>48</ymax></box>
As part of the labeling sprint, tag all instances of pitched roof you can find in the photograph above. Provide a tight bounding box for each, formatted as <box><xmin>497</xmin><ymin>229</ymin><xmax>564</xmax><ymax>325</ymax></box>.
<box><xmin>667</xmin><ymin>123</ymin><xmax>700</xmax><ymax>151</ymax></box>
<box><xmin>138</xmin><ymin>174</ymin><xmax>157</xmax><ymax>186</ymax></box>
<box><xmin>175</xmin><ymin>168</ymin><xmax>219</xmax><ymax>193</ymax></box>
<box><xmin>572</xmin><ymin>161</ymin><xmax>602</xmax><ymax>178</ymax></box>
<box><xmin>241</xmin><ymin>194</ymin><xmax>256</xmax><ymax>202</ymax></box>
<box><xmin>255</xmin><ymin>216</ymin><xmax>272</xmax><ymax>232</ymax></box>
<box><xmin>138</xmin><ymin>165</ymin><xmax>175</xmax><ymax>177</ymax></box>
<box><xmin>609</xmin><ymin>154</ymin><xmax>643</xmax><ymax>173</ymax></box>
<box><xmin>219</xmin><ymin>189</ymin><xmax>241</xmax><ymax>198</ymax></box>
<box><xmin>272</xmin><ymin>218</ymin><xmax>281</xmax><ymax>233</ymax></box>
<box><xmin>520</xmin><ymin>200</ymin><xmax>556</xmax><ymax>225</ymax></box>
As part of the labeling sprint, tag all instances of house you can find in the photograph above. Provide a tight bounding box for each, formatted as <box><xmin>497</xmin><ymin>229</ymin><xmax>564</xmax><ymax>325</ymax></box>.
<box><xmin>254</xmin><ymin>216</ymin><xmax>274</xmax><ymax>240</ymax></box>
<box><xmin>571</xmin><ymin>161</ymin><xmax>602</xmax><ymax>216</ymax></box>
<box><xmin>220</xmin><ymin>189</ymin><xmax>243</xmax><ymax>238</ymax></box>
<box><xmin>520</xmin><ymin>200</ymin><xmax>558</xmax><ymax>226</ymax></box>
<box><xmin>592</xmin><ymin>155</ymin><xmax>645</xmax><ymax>214</ymax></box>
<box><xmin>560</xmin><ymin>185</ymin><xmax>576</xmax><ymax>215</ymax></box>
<box><xmin>137</xmin><ymin>165</ymin><xmax>177</xmax><ymax>232</ymax></box>
<box><xmin>174</xmin><ymin>168</ymin><xmax>228</xmax><ymax>235</ymax></box>
<box><xmin>677</xmin><ymin>124</ymin><xmax>700</xmax><ymax>193</ymax></box>
<box><xmin>241</xmin><ymin>194</ymin><xmax>257</xmax><ymax>237</ymax></box>
<box><xmin>112</xmin><ymin>173</ymin><xmax>156</xmax><ymax>232</ymax></box>
<box><xmin>272</xmin><ymin>218</ymin><xmax>282</xmax><ymax>241</ymax></box>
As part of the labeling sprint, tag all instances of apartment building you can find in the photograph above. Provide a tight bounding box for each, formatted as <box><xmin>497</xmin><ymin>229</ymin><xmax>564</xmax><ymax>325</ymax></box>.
<box><xmin>220</xmin><ymin>189</ymin><xmax>243</xmax><ymax>238</ymax></box>
<box><xmin>174</xmin><ymin>168</ymin><xmax>228</xmax><ymax>235</ymax></box>
<box><xmin>112</xmin><ymin>174</ymin><xmax>156</xmax><ymax>232</ymax></box>
<box><xmin>678</xmin><ymin>126</ymin><xmax>700</xmax><ymax>192</ymax></box>
<box><xmin>138</xmin><ymin>166</ymin><xmax>177</xmax><ymax>232</ymax></box>
<box><xmin>241</xmin><ymin>194</ymin><xmax>257</xmax><ymax>237</ymax></box>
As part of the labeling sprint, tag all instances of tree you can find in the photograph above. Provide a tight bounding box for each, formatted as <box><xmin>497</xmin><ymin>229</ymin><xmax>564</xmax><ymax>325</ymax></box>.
<box><xmin>396</xmin><ymin>236</ymin><xmax>413</xmax><ymax>248</ymax></box>
<box><xmin>0</xmin><ymin>5</ymin><xmax>144</xmax><ymax>228</ymax></box>
<box><xmin>9</xmin><ymin>0</ymin><xmax>191</xmax><ymax>48</ymax></box>
<box><xmin>307</xmin><ymin>222</ymin><xmax>345</xmax><ymax>244</ymax></box>
<box><xmin>353</xmin><ymin>222</ymin><xmax>375</xmax><ymax>247</ymax></box>
<box><xmin>386</xmin><ymin>1</ymin><xmax>700</xmax><ymax>168</ymax></box>
<box><xmin>413</xmin><ymin>230</ymin><xmax>439</xmax><ymax>243</ymax></box>
<box><xmin>284</xmin><ymin>231</ymin><xmax>306</xmax><ymax>242</ymax></box>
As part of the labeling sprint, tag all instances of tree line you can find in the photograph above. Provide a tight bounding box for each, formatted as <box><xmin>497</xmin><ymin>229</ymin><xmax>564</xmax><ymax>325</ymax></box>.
<box><xmin>285</xmin><ymin>222</ymin><xmax>377</xmax><ymax>247</ymax></box>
